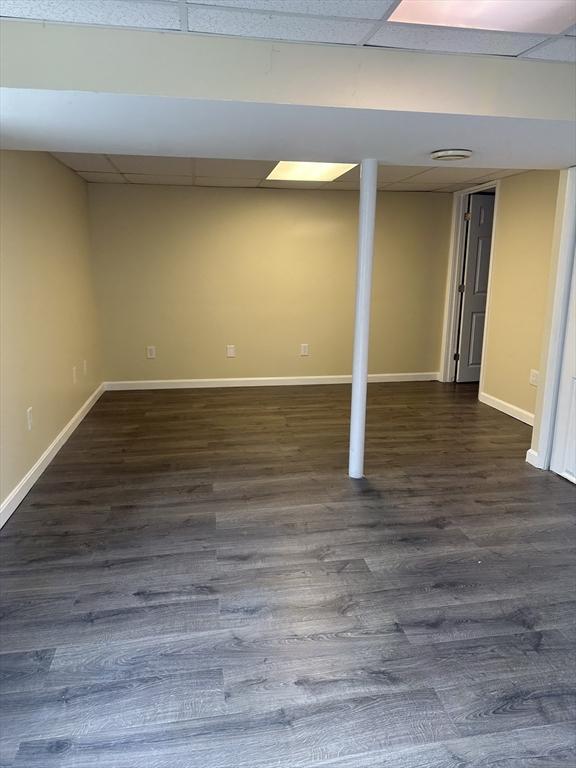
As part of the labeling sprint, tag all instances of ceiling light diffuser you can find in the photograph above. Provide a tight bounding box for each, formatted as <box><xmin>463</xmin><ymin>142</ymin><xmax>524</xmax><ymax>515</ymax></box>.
<box><xmin>267</xmin><ymin>161</ymin><xmax>357</xmax><ymax>183</ymax></box>
<box><xmin>431</xmin><ymin>149</ymin><xmax>473</xmax><ymax>161</ymax></box>
<box><xmin>388</xmin><ymin>0</ymin><xmax>576</xmax><ymax>35</ymax></box>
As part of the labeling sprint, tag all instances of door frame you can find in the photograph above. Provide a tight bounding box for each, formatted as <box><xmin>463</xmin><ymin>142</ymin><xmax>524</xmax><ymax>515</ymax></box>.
<box><xmin>439</xmin><ymin>179</ymin><xmax>500</xmax><ymax>384</ymax></box>
<box><xmin>527</xmin><ymin>166</ymin><xmax>576</xmax><ymax>470</ymax></box>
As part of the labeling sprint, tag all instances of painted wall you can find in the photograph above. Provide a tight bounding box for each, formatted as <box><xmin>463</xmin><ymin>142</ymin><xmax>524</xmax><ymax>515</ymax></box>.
<box><xmin>481</xmin><ymin>170</ymin><xmax>560</xmax><ymax>416</ymax></box>
<box><xmin>531</xmin><ymin>169</ymin><xmax>572</xmax><ymax>453</ymax></box>
<box><xmin>2</xmin><ymin>20</ymin><xmax>573</xmax><ymax>122</ymax></box>
<box><xmin>88</xmin><ymin>184</ymin><xmax>452</xmax><ymax>382</ymax></box>
<box><xmin>0</xmin><ymin>151</ymin><xmax>102</xmax><ymax>506</ymax></box>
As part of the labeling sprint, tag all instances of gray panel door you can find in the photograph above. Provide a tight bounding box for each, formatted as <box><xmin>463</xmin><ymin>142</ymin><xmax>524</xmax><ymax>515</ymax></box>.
<box><xmin>457</xmin><ymin>194</ymin><xmax>495</xmax><ymax>383</ymax></box>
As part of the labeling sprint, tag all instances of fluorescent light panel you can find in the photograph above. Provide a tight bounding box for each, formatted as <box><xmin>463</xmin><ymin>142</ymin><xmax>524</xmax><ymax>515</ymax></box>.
<box><xmin>389</xmin><ymin>0</ymin><xmax>576</xmax><ymax>34</ymax></box>
<box><xmin>267</xmin><ymin>161</ymin><xmax>357</xmax><ymax>182</ymax></box>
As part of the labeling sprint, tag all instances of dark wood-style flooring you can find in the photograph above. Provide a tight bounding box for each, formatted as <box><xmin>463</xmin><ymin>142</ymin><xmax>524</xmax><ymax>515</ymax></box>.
<box><xmin>0</xmin><ymin>382</ymin><xmax>575</xmax><ymax>767</ymax></box>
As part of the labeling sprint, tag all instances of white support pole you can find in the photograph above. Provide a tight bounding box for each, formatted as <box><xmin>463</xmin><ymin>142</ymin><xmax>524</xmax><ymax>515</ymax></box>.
<box><xmin>349</xmin><ymin>158</ymin><xmax>378</xmax><ymax>478</ymax></box>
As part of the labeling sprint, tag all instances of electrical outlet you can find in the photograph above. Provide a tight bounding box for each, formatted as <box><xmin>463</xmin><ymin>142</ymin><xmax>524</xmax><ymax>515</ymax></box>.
<box><xmin>72</xmin><ymin>366</ymin><xmax>77</xmax><ymax>385</ymax></box>
<box><xmin>26</xmin><ymin>407</ymin><xmax>33</xmax><ymax>431</ymax></box>
<box><xmin>226</xmin><ymin>344</ymin><xmax>236</xmax><ymax>358</ymax></box>
<box><xmin>83</xmin><ymin>359</ymin><xmax>88</xmax><ymax>376</ymax></box>
<box><xmin>529</xmin><ymin>369</ymin><xmax>539</xmax><ymax>386</ymax></box>
<box><xmin>300</xmin><ymin>343</ymin><xmax>310</xmax><ymax>357</ymax></box>
<box><xmin>146</xmin><ymin>346</ymin><xmax>156</xmax><ymax>360</ymax></box>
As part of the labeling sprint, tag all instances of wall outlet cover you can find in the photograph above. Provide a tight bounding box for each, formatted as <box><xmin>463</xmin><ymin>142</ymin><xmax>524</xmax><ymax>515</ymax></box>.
<box><xmin>226</xmin><ymin>344</ymin><xmax>236</xmax><ymax>358</ymax></box>
<box><xmin>146</xmin><ymin>346</ymin><xmax>156</xmax><ymax>359</ymax></box>
<box><xmin>529</xmin><ymin>369</ymin><xmax>539</xmax><ymax>386</ymax></box>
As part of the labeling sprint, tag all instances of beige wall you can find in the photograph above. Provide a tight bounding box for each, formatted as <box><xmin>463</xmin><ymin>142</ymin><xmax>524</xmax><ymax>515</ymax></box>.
<box><xmin>482</xmin><ymin>170</ymin><xmax>560</xmax><ymax>416</ymax></box>
<box><xmin>88</xmin><ymin>184</ymin><xmax>452</xmax><ymax>381</ymax></box>
<box><xmin>531</xmin><ymin>170</ymin><xmax>571</xmax><ymax>450</ymax></box>
<box><xmin>0</xmin><ymin>151</ymin><xmax>562</xmax><ymax>509</ymax></box>
<box><xmin>2</xmin><ymin>21</ymin><xmax>574</xmax><ymax>122</ymax></box>
<box><xmin>0</xmin><ymin>151</ymin><xmax>102</xmax><ymax>504</ymax></box>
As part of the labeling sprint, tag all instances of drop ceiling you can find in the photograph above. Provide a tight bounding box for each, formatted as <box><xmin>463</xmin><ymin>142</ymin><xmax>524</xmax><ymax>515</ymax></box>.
<box><xmin>52</xmin><ymin>153</ymin><xmax>522</xmax><ymax>191</ymax></box>
<box><xmin>1</xmin><ymin>0</ymin><xmax>575</xmax><ymax>61</ymax></box>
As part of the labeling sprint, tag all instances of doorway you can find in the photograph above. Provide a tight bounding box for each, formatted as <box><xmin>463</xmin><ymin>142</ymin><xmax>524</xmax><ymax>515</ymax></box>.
<box><xmin>454</xmin><ymin>190</ymin><xmax>495</xmax><ymax>383</ymax></box>
<box><xmin>440</xmin><ymin>181</ymin><xmax>498</xmax><ymax>384</ymax></box>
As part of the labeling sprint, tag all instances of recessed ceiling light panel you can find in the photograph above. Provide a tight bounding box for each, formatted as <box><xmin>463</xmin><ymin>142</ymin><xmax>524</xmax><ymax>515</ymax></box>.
<box><xmin>389</xmin><ymin>0</ymin><xmax>576</xmax><ymax>35</ymax></box>
<box><xmin>430</xmin><ymin>149</ymin><xmax>473</xmax><ymax>161</ymax></box>
<box><xmin>267</xmin><ymin>161</ymin><xmax>357</xmax><ymax>183</ymax></box>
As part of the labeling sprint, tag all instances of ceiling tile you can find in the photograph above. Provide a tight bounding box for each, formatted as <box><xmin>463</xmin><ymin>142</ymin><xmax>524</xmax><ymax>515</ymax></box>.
<box><xmin>413</xmin><ymin>167</ymin><xmax>502</xmax><ymax>184</ymax></box>
<box><xmin>520</xmin><ymin>36</ymin><xmax>576</xmax><ymax>62</ymax></box>
<box><xmin>195</xmin><ymin>158</ymin><xmax>275</xmax><ymax>178</ymax></box>
<box><xmin>435</xmin><ymin>183</ymin><xmax>482</xmax><ymax>192</ymax></box>
<box><xmin>378</xmin><ymin>165</ymin><xmax>430</xmax><ymax>182</ymax></box>
<box><xmin>187</xmin><ymin>5</ymin><xmax>375</xmax><ymax>43</ymax></box>
<box><xmin>78</xmin><ymin>172</ymin><xmax>126</xmax><ymax>183</ymax></box>
<box><xmin>367</xmin><ymin>22</ymin><xmax>549</xmax><ymax>55</ymax></box>
<box><xmin>426</xmin><ymin>169</ymin><xmax>523</xmax><ymax>191</ymax></box>
<box><xmin>336</xmin><ymin>164</ymin><xmax>430</xmax><ymax>184</ymax></box>
<box><xmin>52</xmin><ymin>152</ymin><xmax>117</xmax><ymax>172</ymax></box>
<box><xmin>0</xmin><ymin>0</ymin><xmax>181</xmax><ymax>29</ymax></box>
<box><xmin>195</xmin><ymin>177</ymin><xmax>261</xmax><ymax>187</ymax></box>
<box><xmin>260</xmin><ymin>179</ymin><xmax>326</xmax><ymax>188</ymax></box>
<box><xmin>186</xmin><ymin>1</ymin><xmax>395</xmax><ymax>20</ymax></box>
<box><xmin>124</xmin><ymin>174</ymin><xmax>197</xmax><ymax>185</ymax></box>
<box><xmin>474</xmin><ymin>169</ymin><xmax>525</xmax><ymax>181</ymax></box>
<box><xmin>324</xmin><ymin>180</ymin><xmax>359</xmax><ymax>190</ymax></box>
<box><xmin>109</xmin><ymin>156</ymin><xmax>195</xmax><ymax>175</ymax></box>
<box><xmin>382</xmin><ymin>182</ymin><xmax>449</xmax><ymax>191</ymax></box>
<box><xmin>335</xmin><ymin>165</ymin><xmax>360</xmax><ymax>181</ymax></box>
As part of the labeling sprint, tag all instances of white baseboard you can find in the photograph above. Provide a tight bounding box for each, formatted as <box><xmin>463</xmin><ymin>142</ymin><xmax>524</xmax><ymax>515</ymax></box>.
<box><xmin>368</xmin><ymin>373</ymin><xmax>439</xmax><ymax>383</ymax></box>
<box><xmin>525</xmin><ymin>448</ymin><xmax>544</xmax><ymax>469</ymax></box>
<box><xmin>0</xmin><ymin>384</ymin><xmax>104</xmax><ymax>529</ymax></box>
<box><xmin>104</xmin><ymin>372</ymin><xmax>440</xmax><ymax>390</ymax></box>
<box><xmin>478</xmin><ymin>392</ymin><xmax>534</xmax><ymax>426</ymax></box>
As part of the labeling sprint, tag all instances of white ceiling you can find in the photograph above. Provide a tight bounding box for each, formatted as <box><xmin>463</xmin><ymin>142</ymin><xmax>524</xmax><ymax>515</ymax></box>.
<box><xmin>1</xmin><ymin>0</ymin><xmax>575</xmax><ymax>61</ymax></box>
<box><xmin>52</xmin><ymin>152</ymin><xmax>522</xmax><ymax>191</ymax></box>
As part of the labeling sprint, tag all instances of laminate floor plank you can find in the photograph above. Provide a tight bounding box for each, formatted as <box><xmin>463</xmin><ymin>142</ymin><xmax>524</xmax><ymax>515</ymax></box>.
<box><xmin>222</xmin><ymin>629</ymin><xmax>574</xmax><ymax>715</ymax></box>
<box><xmin>0</xmin><ymin>650</ymin><xmax>55</xmax><ymax>694</ymax></box>
<box><xmin>45</xmin><ymin>623</ymin><xmax>407</xmax><ymax>688</ymax></box>
<box><xmin>0</xmin><ymin>382</ymin><xmax>574</xmax><ymax>766</ymax></box>
<box><xmin>396</xmin><ymin>595</ymin><xmax>576</xmax><ymax>645</ymax></box>
<box><xmin>436</xmin><ymin>672</ymin><xmax>576</xmax><ymax>737</ymax></box>
<box><xmin>0</xmin><ymin>599</ymin><xmax>220</xmax><ymax>654</ymax></box>
<box><xmin>0</xmin><ymin>669</ymin><xmax>224</xmax><ymax>745</ymax></box>
<box><xmin>12</xmin><ymin>690</ymin><xmax>457</xmax><ymax>767</ymax></box>
<box><xmin>0</xmin><ymin>549</ymin><xmax>217</xmax><ymax>595</ymax></box>
<box><xmin>296</xmin><ymin>722</ymin><xmax>576</xmax><ymax>767</ymax></box>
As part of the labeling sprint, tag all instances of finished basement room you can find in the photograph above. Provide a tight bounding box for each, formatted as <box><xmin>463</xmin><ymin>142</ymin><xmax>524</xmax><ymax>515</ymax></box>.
<box><xmin>0</xmin><ymin>3</ymin><xmax>575</xmax><ymax>767</ymax></box>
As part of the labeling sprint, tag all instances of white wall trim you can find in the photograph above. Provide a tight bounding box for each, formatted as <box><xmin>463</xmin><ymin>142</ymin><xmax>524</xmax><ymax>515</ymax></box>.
<box><xmin>528</xmin><ymin>167</ymin><xmax>576</xmax><ymax>471</ymax></box>
<box><xmin>479</xmin><ymin>391</ymin><xmax>534</xmax><ymax>426</ymax></box>
<box><xmin>104</xmin><ymin>372</ymin><xmax>440</xmax><ymax>390</ymax></box>
<box><xmin>370</xmin><ymin>372</ymin><xmax>439</xmax><ymax>383</ymax></box>
<box><xmin>439</xmin><ymin>180</ymin><xmax>500</xmax><ymax>383</ymax></box>
<box><xmin>525</xmin><ymin>448</ymin><xmax>542</xmax><ymax>468</ymax></box>
<box><xmin>439</xmin><ymin>191</ymin><xmax>468</xmax><ymax>382</ymax></box>
<box><xmin>0</xmin><ymin>384</ymin><xmax>104</xmax><ymax>529</ymax></box>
